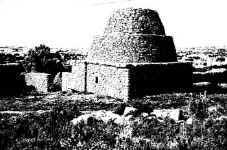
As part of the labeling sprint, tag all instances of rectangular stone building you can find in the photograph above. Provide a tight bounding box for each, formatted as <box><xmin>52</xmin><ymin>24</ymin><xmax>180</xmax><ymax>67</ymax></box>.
<box><xmin>62</xmin><ymin>8</ymin><xmax>193</xmax><ymax>101</ymax></box>
<box><xmin>62</xmin><ymin>61</ymin><xmax>192</xmax><ymax>100</ymax></box>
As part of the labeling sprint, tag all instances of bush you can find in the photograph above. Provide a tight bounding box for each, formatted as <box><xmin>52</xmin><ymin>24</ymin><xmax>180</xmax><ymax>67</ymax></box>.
<box><xmin>23</xmin><ymin>44</ymin><xmax>64</xmax><ymax>75</ymax></box>
<box><xmin>71</xmin><ymin>119</ymin><xmax>121</xmax><ymax>149</ymax></box>
<box><xmin>0</xmin><ymin>104</ymin><xmax>80</xmax><ymax>150</ymax></box>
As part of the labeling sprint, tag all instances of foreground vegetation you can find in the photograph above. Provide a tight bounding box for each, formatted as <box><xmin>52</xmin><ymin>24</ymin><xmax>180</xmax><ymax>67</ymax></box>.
<box><xmin>0</xmin><ymin>92</ymin><xmax>226</xmax><ymax>150</ymax></box>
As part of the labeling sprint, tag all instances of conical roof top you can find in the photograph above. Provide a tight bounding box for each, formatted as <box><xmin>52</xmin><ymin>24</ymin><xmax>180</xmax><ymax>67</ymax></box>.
<box><xmin>87</xmin><ymin>8</ymin><xmax>177</xmax><ymax>63</ymax></box>
<box><xmin>104</xmin><ymin>8</ymin><xmax>166</xmax><ymax>35</ymax></box>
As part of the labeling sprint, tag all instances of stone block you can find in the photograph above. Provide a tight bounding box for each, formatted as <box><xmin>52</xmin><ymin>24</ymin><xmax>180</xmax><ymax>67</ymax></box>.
<box><xmin>62</xmin><ymin>72</ymin><xmax>74</xmax><ymax>91</ymax></box>
<box><xmin>25</xmin><ymin>72</ymin><xmax>51</xmax><ymax>93</ymax></box>
<box><xmin>152</xmin><ymin>108</ymin><xmax>181</xmax><ymax>121</ymax></box>
<box><xmin>123</xmin><ymin>106</ymin><xmax>137</xmax><ymax>116</ymax></box>
<box><xmin>86</xmin><ymin>62</ymin><xmax>130</xmax><ymax>100</ymax></box>
<box><xmin>62</xmin><ymin>69</ymin><xmax>85</xmax><ymax>92</ymax></box>
<box><xmin>128</xmin><ymin>62</ymin><xmax>193</xmax><ymax>98</ymax></box>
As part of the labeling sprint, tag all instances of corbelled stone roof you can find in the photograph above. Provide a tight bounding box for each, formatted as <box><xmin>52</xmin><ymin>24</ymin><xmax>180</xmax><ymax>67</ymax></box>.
<box><xmin>104</xmin><ymin>8</ymin><xmax>165</xmax><ymax>35</ymax></box>
<box><xmin>87</xmin><ymin>8</ymin><xmax>177</xmax><ymax>63</ymax></box>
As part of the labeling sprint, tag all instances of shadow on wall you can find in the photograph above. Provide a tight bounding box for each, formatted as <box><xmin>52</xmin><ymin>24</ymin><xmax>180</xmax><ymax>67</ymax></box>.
<box><xmin>128</xmin><ymin>63</ymin><xmax>193</xmax><ymax>98</ymax></box>
<box><xmin>0</xmin><ymin>61</ymin><xmax>64</xmax><ymax>96</ymax></box>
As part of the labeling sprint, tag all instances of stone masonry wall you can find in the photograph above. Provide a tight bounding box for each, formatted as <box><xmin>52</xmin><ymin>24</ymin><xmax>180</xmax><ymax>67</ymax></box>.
<box><xmin>62</xmin><ymin>63</ymin><xmax>86</xmax><ymax>92</ymax></box>
<box><xmin>25</xmin><ymin>72</ymin><xmax>51</xmax><ymax>93</ymax></box>
<box><xmin>104</xmin><ymin>8</ymin><xmax>165</xmax><ymax>35</ymax></box>
<box><xmin>62</xmin><ymin>61</ymin><xmax>192</xmax><ymax>100</ymax></box>
<box><xmin>87</xmin><ymin>8</ymin><xmax>177</xmax><ymax>64</ymax></box>
<box><xmin>128</xmin><ymin>62</ymin><xmax>193</xmax><ymax>98</ymax></box>
<box><xmin>88</xmin><ymin>34</ymin><xmax>177</xmax><ymax>63</ymax></box>
<box><xmin>86</xmin><ymin>62</ymin><xmax>130</xmax><ymax>100</ymax></box>
<box><xmin>60</xmin><ymin>8</ymin><xmax>192</xmax><ymax>100</ymax></box>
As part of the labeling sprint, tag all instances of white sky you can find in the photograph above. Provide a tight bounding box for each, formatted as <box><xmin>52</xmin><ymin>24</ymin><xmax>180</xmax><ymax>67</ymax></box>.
<box><xmin>0</xmin><ymin>0</ymin><xmax>227</xmax><ymax>49</ymax></box>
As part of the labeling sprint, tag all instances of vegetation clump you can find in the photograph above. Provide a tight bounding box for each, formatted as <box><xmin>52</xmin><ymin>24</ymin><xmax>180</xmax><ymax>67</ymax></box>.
<box><xmin>23</xmin><ymin>44</ymin><xmax>64</xmax><ymax>75</ymax></box>
<box><xmin>0</xmin><ymin>92</ymin><xmax>226</xmax><ymax>149</ymax></box>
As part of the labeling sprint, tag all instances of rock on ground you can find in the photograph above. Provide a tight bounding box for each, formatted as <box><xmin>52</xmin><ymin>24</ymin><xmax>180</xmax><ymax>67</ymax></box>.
<box><xmin>123</xmin><ymin>106</ymin><xmax>137</xmax><ymax>116</ymax></box>
<box><xmin>151</xmin><ymin>108</ymin><xmax>181</xmax><ymax>121</ymax></box>
<box><xmin>71</xmin><ymin>110</ymin><xmax>121</xmax><ymax>125</ymax></box>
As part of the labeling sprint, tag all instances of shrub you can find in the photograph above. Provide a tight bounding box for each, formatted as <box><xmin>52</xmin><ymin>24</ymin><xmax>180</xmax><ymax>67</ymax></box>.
<box><xmin>71</xmin><ymin>119</ymin><xmax>121</xmax><ymax>149</ymax></box>
<box><xmin>23</xmin><ymin>44</ymin><xmax>64</xmax><ymax>75</ymax></box>
<box><xmin>188</xmin><ymin>92</ymin><xmax>208</xmax><ymax>120</ymax></box>
<box><xmin>0</xmin><ymin>104</ymin><xmax>80</xmax><ymax>150</ymax></box>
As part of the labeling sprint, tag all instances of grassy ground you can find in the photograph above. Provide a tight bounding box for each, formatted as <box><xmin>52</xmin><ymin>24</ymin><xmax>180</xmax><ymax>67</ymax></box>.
<box><xmin>0</xmin><ymin>91</ymin><xmax>227</xmax><ymax>149</ymax></box>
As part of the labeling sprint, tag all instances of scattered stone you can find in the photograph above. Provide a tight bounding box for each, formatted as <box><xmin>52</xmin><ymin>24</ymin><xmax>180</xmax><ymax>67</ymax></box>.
<box><xmin>216</xmin><ymin>115</ymin><xmax>227</xmax><ymax>121</ymax></box>
<box><xmin>218</xmin><ymin>83</ymin><xmax>227</xmax><ymax>89</ymax></box>
<box><xmin>70</xmin><ymin>109</ymin><xmax>137</xmax><ymax>126</ymax></box>
<box><xmin>141</xmin><ymin>112</ymin><xmax>149</xmax><ymax>117</ymax></box>
<box><xmin>0</xmin><ymin>111</ymin><xmax>27</xmax><ymax>115</ymax></box>
<box><xmin>71</xmin><ymin>110</ymin><xmax>121</xmax><ymax>125</ymax></box>
<box><xmin>114</xmin><ymin>114</ymin><xmax>133</xmax><ymax>125</ymax></box>
<box><xmin>186</xmin><ymin>117</ymin><xmax>193</xmax><ymax>125</ymax></box>
<box><xmin>151</xmin><ymin>108</ymin><xmax>181</xmax><ymax>121</ymax></box>
<box><xmin>131</xmin><ymin>102</ymin><xmax>154</xmax><ymax>113</ymax></box>
<box><xmin>0</xmin><ymin>110</ymin><xmax>50</xmax><ymax>115</ymax></box>
<box><xmin>71</xmin><ymin>114</ymin><xmax>91</xmax><ymax>125</ymax></box>
<box><xmin>206</xmin><ymin>68</ymin><xmax>226</xmax><ymax>74</ymax></box>
<box><xmin>44</xmin><ymin>93</ymin><xmax>59</xmax><ymax>100</ymax></box>
<box><xmin>208</xmin><ymin>105</ymin><xmax>218</xmax><ymax>112</ymax></box>
<box><xmin>208</xmin><ymin>104</ymin><xmax>224</xmax><ymax>113</ymax></box>
<box><xmin>123</xmin><ymin>106</ymin><xmax>137</xmax><ymax>116</ymax></box>
<box><xmin>26</xmin><ymin>96</ymin><xmax>36</xmax><ymax>99</ymax></box>
<box><xmin>193</xmin><ymin>82</ymin><xmax>211</xmax><ymax>87</ymax></box>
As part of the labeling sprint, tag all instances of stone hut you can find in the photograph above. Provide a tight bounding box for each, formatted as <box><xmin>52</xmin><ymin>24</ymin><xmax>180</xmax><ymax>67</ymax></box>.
<box><xmin>62</xmin><ymin>8</ymin><xmax>193</xmax><ymax>100</ymax></box>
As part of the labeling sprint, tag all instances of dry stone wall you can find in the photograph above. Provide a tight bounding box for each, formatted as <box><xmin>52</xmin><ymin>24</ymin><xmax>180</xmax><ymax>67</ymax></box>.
<box><xmin>88</xmin><ymin>34</ymin><xmax>176</xmax><ymax>63</ymax></box>
<box><xmin>62</xmin><ymin>8</ymin><xmax>192</xmax><ymax>100</ymax></box>
<box><xmin>128</xmin><ymin>62</ymin><xmax>193</xmax><ymax>98</ymax></box>
<box><xmin>87</xmin><ymin>8</ymin><xmax>177</xmax><ymax>64</ymax></box>
<box><xmin>62</xmin><ymin>63</ymin><xmax>86</xmax><ymax>92</ymax></box>
<box><xmin>25</xmin><ymin>72</ymin><xmax>51</xmax><ymax>93</ymax></box>
<box><xmin>86</xmin><ymin>62</ymin><xmax>130</xmax><ymax>100</ymax></box>
<box><xmin>104</xmin><ymin>8</ymin><xmax>165</xmax><ymax>35</ymax></box>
